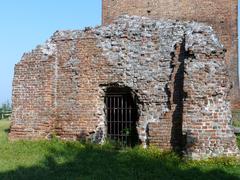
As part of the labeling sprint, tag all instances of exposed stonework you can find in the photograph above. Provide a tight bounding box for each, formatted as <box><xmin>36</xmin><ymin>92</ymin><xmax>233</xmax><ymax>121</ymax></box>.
<box><xmin>102</xmin><ymin>0</ymin><xmax>239</xmax><ymax>106</ymax></box>
<box><xmin>10</xmin><ymin>16</ymin><xmax>239</xmax><ymax>159</ymax></box>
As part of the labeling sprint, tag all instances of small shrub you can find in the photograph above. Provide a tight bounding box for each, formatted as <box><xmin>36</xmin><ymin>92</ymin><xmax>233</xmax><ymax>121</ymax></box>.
<box><xmin>233</xmin><ymin>120</ymin><xmax>240</xmax><ymax>127</ymax></box>
<box><xmin>232</xmin><ymin>110</ymin><xmax>240</xmax><ymax>127</ymax></box>
<box><xmin>237</xmin><ymin>135</ymin><xmax>240</xmax><ymax>147</ymax></box>
<box><xmin>101</xmin><ymin>138</ymin><xmax>122</xmax><ymax>150</ymax></box>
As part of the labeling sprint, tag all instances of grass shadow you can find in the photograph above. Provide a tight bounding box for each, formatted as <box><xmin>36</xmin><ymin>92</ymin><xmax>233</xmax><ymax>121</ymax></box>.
<box><xmin>0</xmin><ymin>142</ymin><xmax>239</xmax><ymax>180</ymax></box>
<box><xmin>4</xmin><ymin>128</ymin><xmax>10</xmax><ymax>134</ymax></box>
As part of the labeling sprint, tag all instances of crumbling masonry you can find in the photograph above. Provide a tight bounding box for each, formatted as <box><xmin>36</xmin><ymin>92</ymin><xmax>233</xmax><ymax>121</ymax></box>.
<box><xmin>10</xmin><ymin>16</ymin><xmax>239</xmax><ymax>159</ymax></box>
<box><xmin>102</xmin><ymin>0</ymin><xmax>239</xmax><ymax>107</ymax></box>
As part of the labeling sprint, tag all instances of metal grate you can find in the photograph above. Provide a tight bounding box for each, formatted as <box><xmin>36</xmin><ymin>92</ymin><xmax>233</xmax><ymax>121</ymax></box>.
<box><xmin>105</xmin><ymin>90</ymin><xmax>138</xmax><ymax>147</ymax></box>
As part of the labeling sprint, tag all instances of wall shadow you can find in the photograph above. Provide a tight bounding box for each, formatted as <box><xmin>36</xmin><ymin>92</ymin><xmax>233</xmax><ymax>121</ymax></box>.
<box><xmin>170</xmin><ymin>41</ymin><xmax>189</xmax><ymax>153</ymax></box>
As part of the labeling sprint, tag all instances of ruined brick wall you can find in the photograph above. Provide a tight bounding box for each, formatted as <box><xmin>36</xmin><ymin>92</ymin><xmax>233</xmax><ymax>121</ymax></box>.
<box><xmin>102</xmin><ymin>0</ymin><xmax>239</xmax><ymax>105</ymax></box>
<box><xmin>10</xmin><ymin>16</ymin><xmax>239</xmax><ymax>159</ymax></box>
<box><xmin>11</xmin><ymin>45</ymin><xmax>56</xmax><ymax>139</ymax></box>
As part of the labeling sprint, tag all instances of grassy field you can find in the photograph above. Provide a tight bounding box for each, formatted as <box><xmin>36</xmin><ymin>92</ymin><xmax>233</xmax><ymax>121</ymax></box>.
<box><xmin>0</xmin><ymin>119</ymin><xmax>239</xmax><ymax>180</ymax></box>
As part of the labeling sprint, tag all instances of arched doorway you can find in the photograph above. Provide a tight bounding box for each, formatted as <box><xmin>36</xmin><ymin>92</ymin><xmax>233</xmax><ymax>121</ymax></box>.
<box><xmin>104</xmin><ymin>87</ymin><xmax>139</xmax><ymax>147</ymax></box>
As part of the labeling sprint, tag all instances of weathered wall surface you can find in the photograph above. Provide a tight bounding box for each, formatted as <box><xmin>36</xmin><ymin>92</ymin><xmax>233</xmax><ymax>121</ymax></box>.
<box><xmin>102</xmin><ymin>0</ymin><xmax>239</xmax><ymax>106</ymax></box>
<box><xmin>10</xmin><ymin>16</ymin><xmax>239</xmax><ymax>159</ymax></box>
<box><xmin>11</xmin><ymin>45</ymin><xmax>56</xmax><ymax>139</ymax></box>
<box><xmin>183</xmin><ymin>23</ymin><xmax>238</xmax><ymax>159</ymax></box>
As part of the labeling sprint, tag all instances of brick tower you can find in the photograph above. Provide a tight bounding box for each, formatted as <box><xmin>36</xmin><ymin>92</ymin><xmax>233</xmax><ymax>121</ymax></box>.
<box><xmin>102</xmin><ymin>0</ymin><xmax>239</xmax><ymax>106</ymax></box>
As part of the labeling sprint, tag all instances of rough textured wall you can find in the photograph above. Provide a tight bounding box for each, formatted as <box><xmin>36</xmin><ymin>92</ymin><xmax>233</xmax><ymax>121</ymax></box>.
<box><xmin>102</xmin><ymin>0</ymin><xmax>239</xmax><ymax>105</ymax></box>
<box><xmin>10</xmin><ymin>16</ymin><xmax>239</xmax><ymax>159</ymax></box>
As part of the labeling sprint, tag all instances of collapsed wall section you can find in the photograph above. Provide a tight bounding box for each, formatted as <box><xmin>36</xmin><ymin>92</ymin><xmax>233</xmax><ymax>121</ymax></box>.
<box><xmin>10</xmin><ymin>16</ymin><xmax>239</xmax><ymax>158</ymax></box>
<box><xmin>10</xmin><ymin>42</ymin><xmax>56</xmax><ymax>139</ymax></box>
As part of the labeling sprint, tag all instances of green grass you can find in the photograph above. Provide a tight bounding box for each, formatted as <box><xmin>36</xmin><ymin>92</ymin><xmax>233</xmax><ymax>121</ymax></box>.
<box><xmin>0</xmin><ymin>119</ymin><xmax>239</xmax><ymax>180</ymax></box>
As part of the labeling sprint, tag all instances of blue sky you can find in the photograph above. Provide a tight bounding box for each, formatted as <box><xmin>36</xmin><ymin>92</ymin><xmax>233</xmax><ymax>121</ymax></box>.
<box><xmin>0</xmin><ymin>0</ymin><xmax>239</xmax><ymax>104</ymax></box>
<box><xmin>0</xmin><ymin>0</ymin><xmax>101</xmax><ymax>104</ymax></box>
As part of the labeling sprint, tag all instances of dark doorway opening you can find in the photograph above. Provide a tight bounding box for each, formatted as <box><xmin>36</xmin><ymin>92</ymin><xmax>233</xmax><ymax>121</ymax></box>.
<box><xmin>105</xmin><ymin>87</ymin><xmax>139</xmax><ymax>147</ymax></box>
